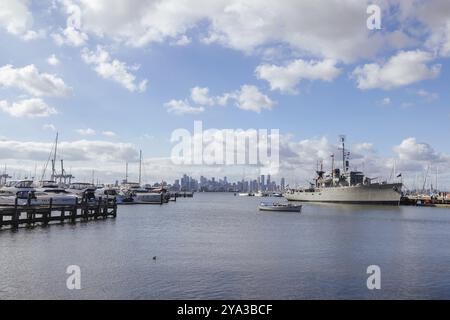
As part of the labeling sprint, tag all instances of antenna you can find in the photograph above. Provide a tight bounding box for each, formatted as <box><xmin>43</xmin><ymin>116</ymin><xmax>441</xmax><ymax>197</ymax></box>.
<box><xmin>331</xmin><ymin>154</ymin><xmax>335</xmax><ymax>187</ymax></box>
<box><xmin>339</xmin><ymin>135</ymin><xmax>346</xmax><ymax>173</ymax></box>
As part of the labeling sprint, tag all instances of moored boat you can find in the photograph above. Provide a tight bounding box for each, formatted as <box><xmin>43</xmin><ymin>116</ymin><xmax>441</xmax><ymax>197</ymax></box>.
<box><xmin>283</xmin><ymin>136</ymin><xmax>402</xmax><ymax>205</ymax></box>
<box><xmin>258</xmin><ymin>202</ymin><xmax>302</xmax><ymax>212</ymax></box>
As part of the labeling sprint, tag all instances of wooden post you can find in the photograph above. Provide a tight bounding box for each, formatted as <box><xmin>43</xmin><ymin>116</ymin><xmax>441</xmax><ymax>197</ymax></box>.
<box><xmin>103</xmin><ymin>196</ymin><xmax>108</xmax><ymax>218</ymax></box>
<box><xmin>26</xmin><ymin>193</ymin><xmax>32</xmax><ymax>228</ymax></box>
<box><xmin>95</xmin><ymin>197</ymin><xmax>102</xmax><ymax>219</ymax></box>
<box><xmin>71</xmin><ymin>198</ymin><xmax>77</xmax><ymax>223</ymax></box>
<box><xmin>12</xmin><ymin>197</ymin><xmax>19</xmax><ymax>230</ymax></box>
<box><xmin>44</xmin><ymin>198</ymin><xmax>52</xmax><ymax>227</ymax></box>
<box><xmin>112</xmin><ymin>197</ymin><xmax>117</xmax><ymax>218</ymax></box>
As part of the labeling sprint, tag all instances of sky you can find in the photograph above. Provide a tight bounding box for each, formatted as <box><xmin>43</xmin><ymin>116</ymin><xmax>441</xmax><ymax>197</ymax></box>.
<box><xmin>0</xmin><ymin>0</ymin><xmax>449</xmax><ymax>189</ymax></box>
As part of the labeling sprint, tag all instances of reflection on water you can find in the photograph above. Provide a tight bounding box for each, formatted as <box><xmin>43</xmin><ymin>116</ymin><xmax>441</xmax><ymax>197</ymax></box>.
<box><xmin>1</xmin><ymin>192</ymin><xmax>450</xmax><ymax>299</ymax></box>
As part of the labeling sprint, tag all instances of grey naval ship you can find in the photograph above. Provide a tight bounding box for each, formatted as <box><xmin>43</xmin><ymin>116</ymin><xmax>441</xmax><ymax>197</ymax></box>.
<box><xmin>283</xmin><ymin>137</ymin><xmax>403</xmax><ymax>205</ymax></box>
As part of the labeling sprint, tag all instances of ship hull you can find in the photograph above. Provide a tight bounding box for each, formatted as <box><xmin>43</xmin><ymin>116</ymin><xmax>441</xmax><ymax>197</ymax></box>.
<box><xmin>283</xmin><ymin>183</ymin><xmax>402</xmax><ymax>205</ymax></box>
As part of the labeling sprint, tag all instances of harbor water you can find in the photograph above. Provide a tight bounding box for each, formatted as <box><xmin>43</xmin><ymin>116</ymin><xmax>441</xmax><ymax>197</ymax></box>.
<box><xmin>1</xmin><ymin>192</ymin><xmax>450</xmax><ymax>299</ymax></box>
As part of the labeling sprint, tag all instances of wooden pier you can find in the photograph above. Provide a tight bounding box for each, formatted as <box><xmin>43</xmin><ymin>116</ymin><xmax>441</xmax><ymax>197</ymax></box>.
<box><xmin>0</xmin><ymin>197</ymin><xmax>117</xmax><ymax>231</ymax></box>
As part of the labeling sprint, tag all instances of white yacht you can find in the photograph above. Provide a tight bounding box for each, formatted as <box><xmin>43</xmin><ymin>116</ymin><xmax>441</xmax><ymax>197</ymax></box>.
<box><xmin>66</xmin><ymin>182</ymin><xmax>97</xmax><ymax>201</ymax></box>
<box><xmin>36</xmin><ymin>186</ymin><xmax>78</xmax><ymax>205</ymax></box>
<box><xmin>121</xmin><ymin>183</ymin><xmax>163</xmax><ymax>203</ymax></box>
<box><xmin>95</xmin><ymin>186</ymin><xmax>132</xmax><ymax>204</ymax></box>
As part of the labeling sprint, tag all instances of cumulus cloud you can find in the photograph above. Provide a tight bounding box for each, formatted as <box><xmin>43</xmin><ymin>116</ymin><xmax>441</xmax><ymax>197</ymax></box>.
<box><xmin>0</xmin><ymin>99</ymin><xmax>57</xmax><ymax>118</ymax></box>
<box><xmin>50</xmin><ymin>0</ymin><xmax>408</xmax><ymax>62</ymax></box>
<box><xmin>102</xmin><ymin>131</ymin><xmax>116</xmax><ymax>137</ymax></box>
<box><xmin>76</xmin><ymin>128</ymin><xmax>96</xmax><ymax>136</ymax></box>
<box><xmin>393</xmin><ymin>137</ymin><xmax>441</xmax><ymax>162</ymax></box>
<box><xmin>47</xmin><ymin>54</ymin><xmax>61</xmax><ymax>66</ymax></box>
<box><xmin>352</xmin><ymin>50</ymin><xmax>441</xmax><ymax>90</ymax></box>
<box><xmin>190</xmin><ymin>86</ymin><xmax>216</xmax><ymax>106</ymax></box>
<box><xmin>164</xmin><ymin>99</ymin><xmax>205</xmax><ymax>115</ymax></box>
<box><xmin>165</xmin><ymin>85</ymin><xmax>275</xmax><ymax>115</ymax></box>
<box><xmin>0</xmin><ymin>139</ymin><xmax>138</xmax><ymax>162</ymax></box>
<box><xmin>51</xmin><ymin>0</ymin><xmax>88</xmax><ymax>47</ymax></box>
<box><xmin>0</xmin><ymin>64</ymin><xmax>72</xmax><ymax>97</ymax></box>
<box><xmin>43</xmin><ymin>124</ymin><xmax>56</xmax><ymax>131</ymax></box>
<box><xmin>0</xmin><ymin>0</ymin><xmax>45</xmax><ymax>40</ymax></box>
<box><xmin>233</xmin><ymin>85</ymin><xmax>276</xmax><ymax>113</ymax></box>
<box><xmin>256</xmin><ymin>59</ymin><xmax>341</xmax><ymax>93</ymax></box>
<box><xmin>81</xmin><ymin>46</ymin><xmax>148</xmax><ymax>92</ymax></box>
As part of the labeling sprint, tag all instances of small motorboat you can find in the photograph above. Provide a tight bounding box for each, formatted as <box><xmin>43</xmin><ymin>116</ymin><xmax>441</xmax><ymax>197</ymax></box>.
<box><xmin>258</xmin><ymin>202</ymin><xmax>302</xmax><ymax>212</ymax></box>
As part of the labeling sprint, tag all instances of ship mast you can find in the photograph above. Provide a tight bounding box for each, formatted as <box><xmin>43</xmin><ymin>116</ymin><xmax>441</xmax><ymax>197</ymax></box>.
<box><xmin>331</xmin><ymin>154</ymin><xmax>335</xmax><ymax>186</ymax></box>
<box><xmin>339</xmin><ymin>135</ymin><xmax>346</xmax><ymax>173</ymax></box>
<box><xmin>138</xmin><ymin>150</ymin><xmax>142</xmax><ymax>185</ymax></box>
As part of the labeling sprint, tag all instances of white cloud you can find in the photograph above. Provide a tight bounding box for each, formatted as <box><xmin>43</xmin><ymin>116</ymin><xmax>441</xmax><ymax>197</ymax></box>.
<box><xmin>0</xmin><ymin>0</ymin><xmax>44</xmax><ymax>40</ymax></box>
<box><xmin>0</xmin><ymin>64</ymin><xmax>72</xmax><ymax>97</ymax></box>
<box><xmin>81</xmin><ymin>46</ymin><xmax>148</xmax><ymax>92</ymax></box>
<box><xmin>164</xmin><ymin>99</ymin><xmax>205</xmax><ymax>115</ymax></box>
<box><xmin>354</xmin><ymin>142</ymin><xmax>374</xmax><ymax>153</ymax></box>
<box><xmin>51</xmin><ymin>0</ymin><xmax>406</xmax><ymax>63</ymax></box>
<box><xmin>255</xmin><ymin>59</ymin><xmax>341</xmax><ymax>93</ymax></box>
<box><xmin>51</xmin><ymin>0</ymin><xmax>88</xmax><ymax>47</ymax></box>
<box><xmin>102</xmin><ymin>131</ymin><xmax>116</xmax><ymax>137</ymax></box>
<box><xmin>76</xmin><ymin>128</ymin><xmax>96</xmax><ymax>136</ymax></box>
<box><xmin>0</xmin><ymin>99</ymin><xmax>57</xmax><ymax>118</ymax></box>
<box><xmin>172</xmin><ymin>35</ymin><xmax>192</xmax><ymax>46</ymax></box>
<box><xmin>43</xmin><ymin>124</ymin><xmax>56</xmax><ymax>131</ymax></box>
<box><xmin>393</xmin><ymin>137</ymin><xmax>441</xmax><ymax>162</ymax></box>
<box><xmin>190</xmin><ymin>86</ymin><xmax>215</xmax><ymax>106</ymax></box>
<box><xmin>166</xmin><ymin>85</ymin><xmax>275</xmax><ymax>114</ymax></box>
<box><xmin>415</xmin><ymin>89</ymin><xmax>439</xmax><ymax>102</ymax></box>
<box><xmin>380</xmin><ymin>97</ymin><xmax>391</xmax><ymax>106</ymax></box>
<box><xmin>352</xmin><ymin>50</ymin><xmax>441</xmax><ymax>90</ymax></box>
<box><xmin>0</xmin><ymin>139</ymin><xmax>138</xmax><ymax>162</ymax></box>
<box><xmin>47</xmin><ymin>54</ymin><xmax>61</xmax><ymax>66</ymax></box>
<box><xmin>233</xmin><ymin>85</ymin><xmax>276</xmax><ymax>113</ymax></box>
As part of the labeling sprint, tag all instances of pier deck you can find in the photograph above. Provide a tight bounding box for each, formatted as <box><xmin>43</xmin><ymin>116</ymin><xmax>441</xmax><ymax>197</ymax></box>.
<box><xmin>0</xmin><ymin>197</ymin><xmax>117</xmax><ymax>231</ymax></box>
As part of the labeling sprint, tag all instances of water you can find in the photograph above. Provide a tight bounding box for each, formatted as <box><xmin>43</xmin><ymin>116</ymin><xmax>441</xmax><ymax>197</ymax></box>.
<box><xmin>1</xmin><ymin>192</ymin><xmax>450</xmax><ymax>299</ymax></box>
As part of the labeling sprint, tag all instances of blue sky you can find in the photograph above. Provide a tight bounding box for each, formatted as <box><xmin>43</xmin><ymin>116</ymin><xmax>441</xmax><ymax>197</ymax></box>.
<box><xmin>0</xmin><ymin>0</ymin><xmax>449</xmax><ymax>187</ymax></box>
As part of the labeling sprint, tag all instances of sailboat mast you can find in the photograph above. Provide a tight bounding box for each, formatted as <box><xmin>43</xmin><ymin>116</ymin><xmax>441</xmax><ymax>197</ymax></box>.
<box><xmin>139</xmin><ymin>150</ymin><xmax>142</xmax><ymax>185</ymax></box>
<box><xmin>51</xmin><ymin>132</ymin><xmax>58</xmax><ymax>181</ymax></box>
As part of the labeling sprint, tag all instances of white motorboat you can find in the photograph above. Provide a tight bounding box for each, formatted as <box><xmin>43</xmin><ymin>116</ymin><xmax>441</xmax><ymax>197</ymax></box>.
<box><xmin>258</xmin><ymin>202</ymin><xmax>302</xmax><ymax>212</ymax></box>
<box><xmin>66</xmin><ymin>182</ymin><xmax>97</xmax><ymax>201</ymax></box>
<box><xmin>35</xmin><ymin>187</ymin><xmax>78</xmax><ymax>205</ymax></box>
<box><xmin>121</xmin><ymin>183</ymin><xmax>163</xmax><ymax>203</ymax></box>
<box><xmin>95</xmin><ymin>187</ymin><xmax>132</xmax><ymax>204</ymax></box>
<box><xmin>239</xmin><ymin>192</ymin><xmax>255</xmax><ymax>197</ymax></box>
<box><xmin>0</xmin><ymin>180</ymin><xmax>36</xmax><ymax>205</ymax></box>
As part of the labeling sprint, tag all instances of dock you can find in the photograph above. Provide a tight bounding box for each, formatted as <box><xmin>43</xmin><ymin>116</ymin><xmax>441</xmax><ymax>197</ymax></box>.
<box><xmin>0</xmin><ymin>197</ymin><xmax>117</xmax><ymax>231</ymax></box>
<box><xmin>401</xmin><ymin>195</ymin><xmax>450</xmax><ymax>208</ymax></box>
